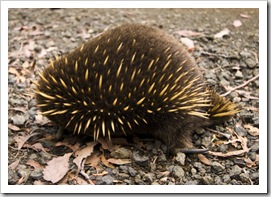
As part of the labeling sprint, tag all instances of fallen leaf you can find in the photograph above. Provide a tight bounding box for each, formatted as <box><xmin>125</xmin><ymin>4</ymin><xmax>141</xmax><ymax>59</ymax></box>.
<box><xmin>34</xmin><ymin>180</ymin><xmax>47</xmax><ymax>185</ymax></box>
<box><xmin>8</xmin><ymin>159</ymin><xmax>20</xmax><ymax>169</ymax></box>
<box><xmin>24</xmin><ymin>143</ymin><xmax>50</xmax><ymax>154</ymax></box>
<box><xmin>93</xmin><ymin>170</ymin><xmax>108</xmax><ymax>176</ymax></box>
<box><xmin>55</xmin><ymin>141</ymin><xmax>81</xmax><ymax>152</ymax></box>
<box><xmin>85</xmin><ymin>153</ymin><xmax>101</xmax><ymax>171</ymax></box>
<box><xmin>101</xmin><ymin>155</ymin><xmax>115</xmax><ymax>169</ymax></box>
<box><xmin>43</xmin><ymin>152</ymin><xmax>73</xmax><ymax>183</ymax></box>
<box><xmin>208</xmin><ymin>148</ymin><xmax>251</xmax><ymax>157</ymax></box>
<box><xmin>233</xmin><ymin>20</ymin><xmax>242</xmax><ymax>27</ymax></box>
<box><xmin>14</xmin><ymin>132</ymin><xmax>39</xmax><ymax>151</ymax></box>
<box><xmin>244</xmin><ymin>124</ymin><xmax>259</xmax><ymax>136</ymax></box>
<box><xmin>26</xmin><ymin>159</ymin><xmax>42</xmax><ymax>169</ymax></box>
<box><xmin>240</xmin><ymin>13</ymin><xmax>251</xmax><ymax>18</ymax></box>
<box><xmin>107</xmin><ymin>158</ymin><xmax>131</xmax><ymax>165</ymax></box>
<box><xmin>173</xmin><ymin>30</ymin><xmax>203</xmax><ymax>37</ymax></box>
<box><xmin>214</xmin><ymin>28</ymin><xmax>230</xmax><ymax>38</ymax></box>
<box><xmin>8</xmin><ymin>123</ymin><xmax>21</xmax><ymax>131</ymax></box>
<box><xmin>73</xmin><ymin>142</ymin><xmax>97</xmax><ymax>173</ymax></box>
<box><xmin>180</xmin><ymin>37</ymin><xmax>194</xmax><ymax>52</ymax></box>
<box><xmin>98</xmin><ymin>138</ymin><xmax>114</xmax><ymax>152</ymax></box>
<box><xmin>198</xmin><ymin>154</ymin><xmax>212</xmax><ymax>165</ymax></box>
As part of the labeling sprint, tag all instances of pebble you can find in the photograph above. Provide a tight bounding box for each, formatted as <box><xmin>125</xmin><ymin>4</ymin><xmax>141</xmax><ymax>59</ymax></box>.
<box><xmin>110</xmin><ymin>147</ymin><xmax>132</xmax><ymax>159</ymax></box>
<box><xmin>8</xmin><ymin>169</ymin><xmax>19</xmax><ymax>184</ymax></box>
<box><xmin>201</xmin><ymin>175</ymin><xmax>213</xmax><ymax>185</ymax></box>
<box><xmin>132</xmin><ymin>152</ymin><xmax>149</xmax><ymax>167</ymax></box>
<box><xmin>172</xmin><ymin>166</ymin><xmax>185</xmax><ymax>178</ymax></box>
<box><xmin>11</xmin><ymin>113</ymin><xmax>27</xmax><ymax>125</ymax></box>
<box><xmin>128</xmin><ymin>167</ymin><xmax>137</xmax><ymax>177</ymax></box>
<box><xmin>30</xmin><ymin>168</ymin><xmax>43</xmax><ymax>180</ymax></box>
<box><xmin>239</xmin><ymin>173</ymin><xmax>251</xmax><ymax>184</ymax></box>
<box><xmin>175</xmin><ymin>152</ymin><xmax>186</xmax><ymax>165</ymax></box>
<box><xmin>222</xmin><ymin>174</ymin><xmax>231</xmax><ymax>184</ymax></box>
<box><xmin>95</xmin><ymin>175</ymin><xmax>114</xmax><ymax>185</ymax></box>
<box><xmin>229</xmin><ymin>165</ymin><xmax>242</xmax><ymax>177</ymax></box>
<box><xmin>211</xmin><ymin>161</ymin><xmax>225</xmax><ymax>172</ymax></box>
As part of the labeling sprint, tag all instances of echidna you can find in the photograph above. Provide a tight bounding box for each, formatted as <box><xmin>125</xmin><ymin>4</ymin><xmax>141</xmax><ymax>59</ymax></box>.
<box><xmin>35</xmin><ymin>24</ymin><xmax>239</xmax><ymax>153</ymax></box>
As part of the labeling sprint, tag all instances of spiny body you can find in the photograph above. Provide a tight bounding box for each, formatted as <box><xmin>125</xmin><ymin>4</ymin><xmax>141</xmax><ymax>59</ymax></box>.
<box><xmin>35</xmin><ymin>24</ymin><xmax>239</xmax><ymax>152</ymax></box>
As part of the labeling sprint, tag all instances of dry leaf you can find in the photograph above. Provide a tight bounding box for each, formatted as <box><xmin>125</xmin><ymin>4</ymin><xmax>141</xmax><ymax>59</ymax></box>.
<box><xmin>14</xmin><ymin>132</ymin><xmax>39</xmax><ymax>151</ymax></box>
<box><xmin>98</xmin><ymin>138</ymin><xmax>114</xmax><ymax>152</ymax></box>
<box><xmin>8</xmin><ymin>123</ymin><xmax>21</xmax><ymax>131</ymax></box>
<box><xmin>8</xmin><ymin>159</ymin><xmax>20</xmax><ymax>169</ymax></box>
<box><xmin>93</xmin><ymin>170</ymin><xmax>108</xmax><ymax>176</ymax></box>
<box><xmin>101</xmin><ymin>155</ymin><xmax>115</xmax><ymax>169</ymax></box>
<box><xmin>233</xmin><ymin>20</ymin><xmax>242</xmax><ymax>27</ymax></box>
<box><xmin>214</xmin><ymin>28</ymin><xmax>230</xmax><ymax>38</ymax></box>
<box><xmin>208</xmin><ymin>148</ymin><xmax>251</xmax><ymax>157</ymax></box>
<box><xmin>173</xmin><ymin>30</ymin><xmax>203</xmax><ymax>37</ymax></box>
<box><xmin>85</xmin><ymin>153</ymin><xmax>101</xmax><ymax>170</ymax></box>
<box><xmin>55</xmin><ymin>141</ymin><xmax>81</xmax><ymax>152</ymax></box>
<box><xmin>26</xmin><ymin>159</ymin><xmax>42</xmax><ymax>169</ymax></box>
<box><xmin>107</xmin><ymin>158</ymin><xmax>131</xmax><ymax>165</ymax></box>
<box><xmin>43</xmin><ymin>152</ymin><xmax>72</xmax><ymax>183</ymax></box>
<box><xmin>244</xmin><ymin>124</ymin><xmax>259</xmax><ymax>136</ymax></box>
<box><xmin>240</xmin><ymin>13</ymin><xmax>251</xmax><ymax>18</ymax></box>
<box><xmin>180</xmin><ymin>37</ymin><xmax>194</xmax><ymax>52</ymax></box>
<box><xmin>73</xmin><ymin>142</ymin><xmax>97</xmax><ymax>173</ymax></box>
<box><xmin>198</xmin><ymin>154</ymin><xmax>212</xmax><ymax>165</ymax></box>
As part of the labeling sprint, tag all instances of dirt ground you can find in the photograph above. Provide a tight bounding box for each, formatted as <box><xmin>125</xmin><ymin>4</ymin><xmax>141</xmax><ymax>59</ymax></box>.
<box><xmin>8</xmin><ymin>8</ymin><xmax>259</xmax><ymax>185</ymax></box>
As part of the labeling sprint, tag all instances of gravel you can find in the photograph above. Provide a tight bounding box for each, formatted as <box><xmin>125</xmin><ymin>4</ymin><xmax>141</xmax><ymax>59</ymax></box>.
<box><xmin>8</xmin><ymin>8</ymin><xmax>259</xmax><ymax>185</ymax></box>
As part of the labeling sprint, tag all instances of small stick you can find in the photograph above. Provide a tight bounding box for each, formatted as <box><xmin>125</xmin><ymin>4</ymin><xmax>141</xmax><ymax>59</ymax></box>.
<box><xmin>221</xmin><ymin>74</ymin><xmax>259</xmax><ymax>97</ymax></box>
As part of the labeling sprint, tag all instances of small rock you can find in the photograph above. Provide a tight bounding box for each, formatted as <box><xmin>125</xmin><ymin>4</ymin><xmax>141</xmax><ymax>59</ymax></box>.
<box><xmin>133</xmin><ymin>152</ymin><xmax>149</xmax><ymax>167</ymax></box>
<box><xmin>175</xmin><ymin>152</ymin><xmax>186</xmax><ymax>165</ymax></box>
<box><xmin>211</xmin><ymin>161</ymin><xmax>225</xmax><ymax>172</ymax></box>
<box><xmin>110</xmin><ymin>147</ymin><xmax>132</xmax><ymax>159</ymax></box>
<box><xmin>201</xmin><ymin>175</ymin><xmax>213</xmax><ymax>185</ymax></box>
<box><xmin>239</xmin><ymin>173</ymin><xmax>251</xmax><ymax>184</ymax></box>
<box><xmin>30</xmin><ymin>168</ymin><xmax>43</xmax><ymax>180</ymax></box>
<box><xmin>229</xmin><ymin>165</ymin><xmax>242</xmax><ymax>177</ymax></box>
<box><xmin>8</xmin><ymin>169</ymin><xmax>19</xmax><ymax>184</ymax></box>
<box><xmin>191</xmin><ymin>168</ymin><xmax>197</xmax><ymax>175</ymax></box>
<box><xmin>119</xmin><ymin>165</ymin><xmax>128</xmax><ymax>173</ymax></box>
<box><xmin>172</xmin><ymin>166</ymin><xmax>185</xmax><ymax>178</ymax></box>
<box><xmin>11</xmin><ymin>113</ymin><xmax>27</xmax><ymax>125</ymax></box>
<box><xmin>128</xmin><ymin>167</ymin><xmax>137</xmax><ymax>177</ymax></box>
<box><xmin>222</xmin><ymin>174</ymin><xmax>231</xmax><ymax>184</ymax></box>
<box><xmin>235</xmin><ymin>70</ymin><xmax>243</xmax><ymax>78</ymax></box>
<box><xmin>158</xmin><ymin>152</ymin><xmax>167</xmax><ymax>162</ymax></box>
<box><xmin>95</xmin><ymin>175</ymin><xmax>114</xmax><ymax>185</ymax></box>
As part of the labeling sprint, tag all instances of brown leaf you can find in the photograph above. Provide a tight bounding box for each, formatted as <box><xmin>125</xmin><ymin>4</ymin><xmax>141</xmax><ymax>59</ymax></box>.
<box><xmin>8</xmin><ymin>159</ymin><xmax>20</xmax><ymax>169</ymax></box>
<box><xmin>8</xmin><ymin>123</ymin><xmax>21</xmax><ymax>131</ymax></box>
<box><xmin>208</xmin><ymin>148</ymin><xmax>251</xmax><ymax>157</ymax></box>
<box><xmin>85</xmin><ymin>153</ymin><xmax>101</xmax><ymax>170</ymax></box>
<box><xmin>198</xmin><ymin>154</ymin><xmax>212</xmax><ymax>165</ymax></box>
<box><xmin>107</xmin><ymin>158</ymin><xmax>131</xmax><ymax>165</ymax></box>
<box><xmin>244</xmin><ymin>124</ymin><xmax>259</xmax><ymax>136</ymax></box>
<box><xmin>43</xmin><ymin>152</ymin><xmax>73</xmax><ymax>183</ymax></box>
<box><xmin>26</xmin><ymin>159</ymin><xmax>42</xmax><ymax>169</ymax></box>
<box><xmin>73</xmin><ymin>142</ymin><xmax>97</xmax><ymax>173</ymax></box>
<box><xmin>101</xmin><ymin>155</ymin><xmax>115</xmax><ymax>169</ymax></box>
<box><xmin>93</xmin><ymin>170</ymin><xmax>108</xmax><ymax>176</ymax></box>
<box><xmin>14</xmin><ymin>132</ymin><xmax>39</xmax><ymax>151</ymax></box>
<box><xmin>98</xmin><ymin>138</ymin><xmax>114</xmax><ymax>152</ymax></box>
<box><xmin>240</xmin><ymin>13</ymin><xmax>251</xmax><ymax>18</ymax></box>
<box><xmin>173</xmin><ymin>30</ymin><xmax>203</xmax><ymax>37</ymax></box>
<box><xmin>24</xmin><ymin>143</ymin><xmax>50</xmax><ymax>154</ymax></box>
<box><xmin>55</xmin><ymin>141</ymin><xmax>81</xmax><ymax>152</ymax></box>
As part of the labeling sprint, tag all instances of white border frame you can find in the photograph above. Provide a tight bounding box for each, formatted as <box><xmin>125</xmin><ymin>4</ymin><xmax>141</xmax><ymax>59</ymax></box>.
<box><xmin>1</xmin><ymin>1</ymin><xmax>267</xmax><ymax>194</ymax></box>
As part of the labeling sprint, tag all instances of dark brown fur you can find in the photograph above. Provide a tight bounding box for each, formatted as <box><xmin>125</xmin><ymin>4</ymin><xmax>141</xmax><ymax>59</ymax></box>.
<box><xmin>36</xmin><ymin>24</ymin><xmax>239</xmax><ymax>153</ymax></box>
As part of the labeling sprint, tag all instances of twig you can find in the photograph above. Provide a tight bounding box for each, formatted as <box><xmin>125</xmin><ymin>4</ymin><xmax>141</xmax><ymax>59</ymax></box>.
<box><xmin>221</xmin><ymin>74</ymin><xmax>259</xmax><ymax>97</ymax></box>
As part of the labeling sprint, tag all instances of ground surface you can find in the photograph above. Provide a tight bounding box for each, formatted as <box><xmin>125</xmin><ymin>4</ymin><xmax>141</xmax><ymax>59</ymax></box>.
<box><xmin>8</xmin><ymin>8</ymin><xmax>259</xmax><ymax>185</ymax></box>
